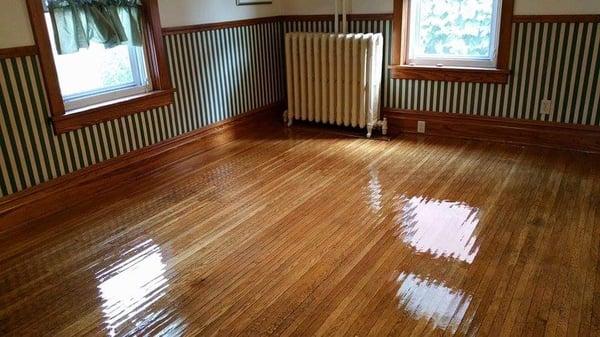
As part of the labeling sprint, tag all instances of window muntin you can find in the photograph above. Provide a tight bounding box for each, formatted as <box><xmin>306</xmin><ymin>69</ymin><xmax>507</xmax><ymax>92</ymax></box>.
<box><xmin>44</xmin><ymin>12</ymin><xmax>149</xmax><ymax>112</ymax></box>
<box><xmin>407</xmin><ymin>0</ymin><xmax>503</xmax><ymax>68</ymax></box>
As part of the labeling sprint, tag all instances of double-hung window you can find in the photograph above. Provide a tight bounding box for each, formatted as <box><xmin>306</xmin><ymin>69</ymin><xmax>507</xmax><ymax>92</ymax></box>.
<box><xmin>44</xmin><ymin>9</ymin><xmax>150</xmax><ymax>111</ymax></box>
<box><xmin>407</xmin><ymin>0</ymin><xmax>502</xmax><ymax>68</ymax></box>
<box><xmin>27</xmin><ymin>0</ymin><xmax>173</xmax><ymax>134</ymax></box>
<box><xmin>391</xmin><ymin>0</ymin><xmax>513</xmax><ymax>83</ymax></box>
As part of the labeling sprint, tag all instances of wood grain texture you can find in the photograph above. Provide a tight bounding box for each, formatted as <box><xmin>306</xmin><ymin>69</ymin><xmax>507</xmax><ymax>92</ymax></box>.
<box><xmin>512</xmin><ymin>14</ymin><xmax>600</xmax><ymax>23</ymax></box>
<box><xmin>385</xmin><ymin>109</ymin><xmax>600</xmax><ymax>153</ymax></box>
<box><xmin>0</xmin><ymin>101</ymin><xmax>284</xmax><ymax>226</ymax></box>
<box><xmin>391</xmin><ymin>0</ymin><xmax>404</xmax><ymax>65</ymax></box>
<box><xmin>496</xmin><ymin>0</ymin><xmax>514</xmax><ymax>70</ymax></box>
<box><xmin>0</xmin><ymin>46</ymin><xmax>38</xmax><ymax>59</ymax></box>
<box><xmin>162</xmin><ymin>16</ymin><xmax>281</xmax><ymax>35</ymax></box>
<box><xmin>1</xmin><ymin>120</ymin><xmax>599</xmax><ymax>337</ymax></box>
<box><xmin>389</xmin><ymin>65</ymin><xmax>510</xmax><ymax>84</ymax></box>
<box><xmin>390</xmin><ymin>0</ymin><xmax>513</xmax><ymax>83</ymax></box>
<box><xmin>25</xmin><ymin>0</ymin><xmax>65</xmax><ymax>118</ymax></box>
<box><xmin>279</xmin><ymin>13</ymin><xmax>394</xmax><ymax>22</ymax></box>
<box><xmin>52</xmin><ymin>89</ymin><xmax>176</xmax><ymax>134</ymax></box>
<box><xmin>0</xmin><ymin>19</ymin><xmax>284</xmax><ymax>199</ymax></box>
<box><xmin>162</xmin><ymin>14</ymin><xmax>394</xmax><ymax>35</ymax></box>
<box><xmin>142</xmin><ymin>0</ymin><xmax>174</xmax><ymax>92</ymax></box>
<box><xmin>25</xmin><ymin>0</ymin><xmax>173</xmax><ymax>131</ymax></box>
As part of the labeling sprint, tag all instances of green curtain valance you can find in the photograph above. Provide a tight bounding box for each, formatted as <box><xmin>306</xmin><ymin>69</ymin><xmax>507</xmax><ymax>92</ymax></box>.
<box><xmin>47</xmin><ymin>0</ymin><xmax>144</xmax><ymax>55</ymax></box>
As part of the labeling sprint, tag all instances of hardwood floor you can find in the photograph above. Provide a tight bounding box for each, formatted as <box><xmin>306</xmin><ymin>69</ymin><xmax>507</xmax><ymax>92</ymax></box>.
<box><xmin>1</xmin><ymin>120</ymin><xmax>599</xmax><ymax>337</ymax></box>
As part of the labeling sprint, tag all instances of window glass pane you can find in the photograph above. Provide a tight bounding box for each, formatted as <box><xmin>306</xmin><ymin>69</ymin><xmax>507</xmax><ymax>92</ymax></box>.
<box><xmin>44</xmin><ymin>13</ymin><xmax>140</xmax><ymax>98</ymax></box>
<box><xmin>411</xmin><ymin>0</ymin><xmax>496</xmax><ymax>59</ymax></box>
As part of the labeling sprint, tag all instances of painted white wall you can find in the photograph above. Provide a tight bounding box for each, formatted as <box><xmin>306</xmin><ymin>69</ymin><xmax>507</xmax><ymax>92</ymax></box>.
<box><xmin>280</xmin><ymin>0</ymin><xmax>600</xmax><ymax>15</ymax></box>
<box><xmin>281</xmin><ymin>0</ymin><xmax>392</xmax><ymax>15</ymax></box>
<box><xmin>0</xmin><ymin>0</ymin><xmax>35</xmax><ymax>48</ymax></box>
<box><xmin>0</xmin><ymin>0</ymin><xmax>283</xmax><ymax>48</ymax></box>
<box><xmin>159</xmin><ymin>0</ymin><xmax>282</xmax><ymax>28</ymax></box>
<box><xmin>514</xmin><ymin>0</ymin><xmax>600</xmax><ymax>15</ymax></box>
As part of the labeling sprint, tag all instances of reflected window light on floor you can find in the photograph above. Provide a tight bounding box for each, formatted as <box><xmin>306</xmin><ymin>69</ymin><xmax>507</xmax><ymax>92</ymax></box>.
<box><xmin>95</xmin><ymin>239</ymin><xmax>179</xmax><ymax>337</ymax></box>
<box><xmin>395</xmin><ymin>196</ymin><xmax>481</xmax><ymax>263</ymax></box>
<box><xmin>396</xmin><ymin>272</ymin><xmax>474</xmax><ymax>334</ymax></box>
<box><xmin>367</xmin><ymin>166</ymin><xmax>383</xmax><ymax>213</ymax></box>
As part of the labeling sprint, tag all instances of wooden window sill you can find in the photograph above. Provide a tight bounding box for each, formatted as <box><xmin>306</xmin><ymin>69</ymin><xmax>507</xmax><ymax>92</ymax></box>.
<box><xmin>389</xmin><ymin>65</ymin><xmax>510</xmax><ymax>84</ymax></box>
<box><xmin>52</xmin><ymin>89</ymin><xmax>175</xmax><ymax>134</ymax></box>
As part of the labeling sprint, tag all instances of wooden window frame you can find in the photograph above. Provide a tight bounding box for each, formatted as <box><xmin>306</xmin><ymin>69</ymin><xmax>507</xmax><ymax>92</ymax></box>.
<box><xmin>26</xmin><ymin>0</ymin><xmax>174</xmax><ymax>134</ymax></box>
<box><xmin>390</xmin><ymin>0</ymin><xmax>514</xmax><ymax>84</ymax></box>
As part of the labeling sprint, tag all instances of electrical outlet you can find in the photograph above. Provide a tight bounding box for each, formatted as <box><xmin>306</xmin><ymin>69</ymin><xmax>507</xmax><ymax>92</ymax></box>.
<box><xmin>417</xmin><ymin>121</ymin><xmax>426</xmax><ymax>134</ymax></box>
<box><xmin>541</xmin><ymin>100</ymin><xmax>553</xmax><ymax>115</ymax></box>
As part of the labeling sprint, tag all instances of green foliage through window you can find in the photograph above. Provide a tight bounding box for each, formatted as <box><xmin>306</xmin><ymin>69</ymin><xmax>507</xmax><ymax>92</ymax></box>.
<box><xmin>412</xmin><ymin>0</ymin><xmax>496</xmax><ymax>59</ymax></box>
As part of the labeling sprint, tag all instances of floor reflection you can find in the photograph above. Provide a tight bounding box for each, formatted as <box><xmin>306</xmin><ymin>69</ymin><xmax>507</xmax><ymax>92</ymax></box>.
<box><xmin>367</xmin><ymin>166</ymin><xmax>383</xmax><ymax>213</ymax></box>
<box><xmin>95</xmin><ymin>239</ymin><xmax>184</xmax><ymax>337</ymax></box>
<box><xmin>395</xmin><ymin>195</ymin><xmax>480</xmax><ymax>263</ymax></box>
<box><xmin>396</xmin><ymin>272</ymin><xmax>473</xmax><ymax>334</ymax></box>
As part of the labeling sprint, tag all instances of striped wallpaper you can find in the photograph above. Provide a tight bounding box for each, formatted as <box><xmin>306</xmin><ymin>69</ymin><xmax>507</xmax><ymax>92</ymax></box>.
<box><xmin>1</xmin><ymin>16</ymin><xmax>598</xmax><ymax>198</ymax></box>
<box><xmin>284</xmin><ymin>19</ymin><xmax>600</xmax><ymax>126</ymax></box>
<box><xmin>0</xmin><ymin>21</ymin><xmax>284</xmax><ymax>198</ymax></box>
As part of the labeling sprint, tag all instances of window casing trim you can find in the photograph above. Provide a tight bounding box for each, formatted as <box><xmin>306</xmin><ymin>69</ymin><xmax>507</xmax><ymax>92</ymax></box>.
<box><xmin>52</xmin><ymin>89</ymin><xmax>175</xmax><ymax>133</ymax></box>
<box><xmin>405</xmin><ymin>0</ymin><xmax>503</xmax><ymax>69</ymax></box>
<box><xmin>63</xmin><ymin>44</ymin><xmax>151</xmax><ymax>109</ymax></box>
<box><xmin>64</xmin><ymin>83</ymin><xmax>151</xmax><ymax>111</ymax></box>
<box><xmin>390</xmin><ymin>0</ymin><xmax>514</xmax><ymax>83</ymax></box>
<box><xmin>26</xmin><ymin>0</ymin><xmax>174</xmax><ymax>134</ymax></box>
<box><xmin>60</xmin><ymin>44</ymin><xmax>152</xmax><ymax>111</ymax></box>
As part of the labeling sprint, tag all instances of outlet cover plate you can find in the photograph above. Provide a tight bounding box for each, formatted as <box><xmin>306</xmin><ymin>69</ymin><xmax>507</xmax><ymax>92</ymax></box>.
<box><xmin>541</xmin><ymin>100</ymin><xmax>553</xmax><ymax>115</ymax></box>
<box><xmin>417</xmin><ymin>121</ymin><xmax>426</xmax><ymax>134</ymax></box>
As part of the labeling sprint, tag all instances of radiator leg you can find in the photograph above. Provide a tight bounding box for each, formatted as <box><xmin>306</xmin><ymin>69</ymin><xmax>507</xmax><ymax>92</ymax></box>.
<box><xmin>382</xmin><ymin>118</ymin><xmax>388</xmax><ymax>136</ymax></box>
<box><xmin>366</xmin><ymin>125</ymin><xmax>373</xmax><ymax>139</ymax></box>
<box><xmin>284</xmin><ymin>110</ymin><xmax>293</xmax><ymax>127</ymax></box>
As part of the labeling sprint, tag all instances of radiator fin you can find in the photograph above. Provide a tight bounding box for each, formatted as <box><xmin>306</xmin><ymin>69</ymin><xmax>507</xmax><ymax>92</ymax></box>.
<box><xmin>285</xmin><ymin>32</ymin><xmax>384</xmax><ymax>131</ymax></box>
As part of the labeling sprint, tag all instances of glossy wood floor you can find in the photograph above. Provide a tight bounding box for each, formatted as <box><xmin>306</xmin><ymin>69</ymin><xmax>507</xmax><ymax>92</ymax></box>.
<box><xmin>1</xmin><ymin>121</ymin><xmax>599</xmax><ymax>337</ymax></box>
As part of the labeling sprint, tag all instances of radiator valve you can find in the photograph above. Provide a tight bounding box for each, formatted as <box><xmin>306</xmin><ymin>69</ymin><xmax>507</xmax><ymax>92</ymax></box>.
<box><xmin>367</xmin><ymin>118</ymin><xmax>388</xmax><ymax>138</ymax></box>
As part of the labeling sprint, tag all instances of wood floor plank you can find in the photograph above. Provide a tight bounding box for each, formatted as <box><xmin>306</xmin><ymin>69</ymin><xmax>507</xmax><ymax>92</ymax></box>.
<box><xmin>503</xmin><ymin>153</ymin><xmax>567</xmax><ymax>337</ymax></box>
<box><xmin>283</xmin><ymin>140</ymin><xmax>472</xmax><ymax>337</ymax></box>
<box><xmin>579</xmin><ymin>168</ymin><xmax>600</xmax><ymax>337</ymax></box>
<box><xmin>0</xmin><ymin>121</ymin><xmax>599</xmax><ymax>337</ymax></box>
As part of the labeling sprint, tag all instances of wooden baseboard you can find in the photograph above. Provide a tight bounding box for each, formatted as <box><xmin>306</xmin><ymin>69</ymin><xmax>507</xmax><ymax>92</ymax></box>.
<box><xmin>162</xmin><ymin>16</ymin><xmax>281</xmax><ymax>35</ymax></box>
<box><xmin>0</xmin><ymin>101</ymin><xmax>284</xmax><ymax>227</ymax></box>
<box><xmin>161</xmin><ymin>14</ymin><xmax>395</xmax><ymax>35</ymax></box>
<box><xmin>279</xmin><ymin>13</ymin><xmax>394</xmax><ymax>22</ymax></box>
<box><xmin>0</xmin><ymin>46</ymin><xmax>38</xmax><ymax>59</ymax></box>
<box><xmin>384</xmin><ymin>109</ymin><xmax>600</xmax><ymax>153</ymax></box>
<box><xmin>512</xmin><ymin>15</ymin><xmax>600</xmax><ymax>23</ymax></box>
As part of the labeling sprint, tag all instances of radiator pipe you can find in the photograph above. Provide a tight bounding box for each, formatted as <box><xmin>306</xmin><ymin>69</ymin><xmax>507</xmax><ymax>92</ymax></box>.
<box><xmin>334</xmin><ymin>0</ymin><xmax>339</xmax><ymax>33</ymax></box>
<box><xmin>342</xmin><ymin>0</ymin><xmax>347</xmax><ymax>34</ymax></box>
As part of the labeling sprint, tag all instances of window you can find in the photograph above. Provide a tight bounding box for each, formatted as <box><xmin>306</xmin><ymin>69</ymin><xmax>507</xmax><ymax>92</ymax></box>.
<box><xmin>44</xmin><ymin>12</ymin><xmax>150</xmax><ymax>111</ymax></box>
<box><xmin>391</xmin><ymin>0</ymin><xmax>514</xmax><ymax>83</ymax></box>
<box><xmin>407</xmin><ymin>0</ymin><xmax>502</xmax><ymax>68</ymax></box>
<box><xmin>26</xmin><ymin>0</ymin><xmax>173</xmax><ymax>134</ymax></box>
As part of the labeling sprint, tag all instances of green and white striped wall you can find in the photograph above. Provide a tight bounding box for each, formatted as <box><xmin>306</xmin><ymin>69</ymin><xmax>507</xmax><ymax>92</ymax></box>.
<box><xmin>0</xmin><ymin>21</ymin><xmax>284</xmax><ymax>198</ymax></box>
<box><xmin>1</xmin><ymin>17</ymin><xmax>599</xmax><ymax>198</ymax></box>
<box><xmin>284</xmin><ymin>19</ymin><xmax>600</xmax><ymax>125</ymax></box>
